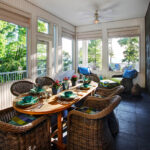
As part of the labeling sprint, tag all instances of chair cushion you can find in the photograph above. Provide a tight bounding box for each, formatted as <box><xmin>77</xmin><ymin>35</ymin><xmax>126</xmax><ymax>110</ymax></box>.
<box><xmin>50</xmin><ymin>110</ymin><xmax>68</xmax><ymax>128</ymax></box>
<box><xmin>100</xmin><ymin>79</ymin><xmax>119</xmax><ymax>88</ymax></box>
<box><xmin>76</xmin><ymin>106</ymin><xmax>100</xmax><ymax>114</ymax></box>
<box><xmin>94</xmin><ymin>94</ymin><xmax>104</xmax><ymax>98</ymax></box>
<box><xmin>78</xmin><ymin>67</ymin><xmax>91</xmax><ymax>75</ymax></box>
<box><xmin>8</xmin><ymin>114</ymin><xmax>36</xmax><ymax>126</ymax></box>
<box><xmin>123</xmin><ymin>69</ymin><xmax>137</xmax><ymax>79</ymax></box>
<box><xmin>111</xmin><ymin>78</ymin><xmax>122</xmax><ymax>84</ymax></box>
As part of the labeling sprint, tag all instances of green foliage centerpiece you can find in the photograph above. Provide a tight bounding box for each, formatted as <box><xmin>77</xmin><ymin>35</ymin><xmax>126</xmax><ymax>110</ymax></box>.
<box><xmin>52</xmin><ymin>80</ymin><xmax>61</xmax><ymax>95</ymax></box>
<box><xmin>71</xmin><ymin>75</ymin><xmax>78</xmax><ymax>86</ymax></box>
<box><xmin>82</xmin><ymin>77</ymin><xmax>91</xmax><ymax>88</ymax></box>
<box><xmin>83</xmin><ymin>77</ymin><xmax>91</xmax><ymax>84</ymax></box>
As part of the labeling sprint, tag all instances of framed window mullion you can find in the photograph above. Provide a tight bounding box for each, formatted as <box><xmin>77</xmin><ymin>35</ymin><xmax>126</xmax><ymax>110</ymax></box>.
<box><xmin>36</xmin><ymin>17</ymin><xmax>53</xmax><ymax>77</ymax></box>
<box><xmin>53</xmin><ymin>24</ymin><xmax>59</xmax><ymax>73</ymax></box>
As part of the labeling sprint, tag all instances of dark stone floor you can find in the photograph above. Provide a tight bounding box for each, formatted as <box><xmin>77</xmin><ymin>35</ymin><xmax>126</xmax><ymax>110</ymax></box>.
<box><xmin>115</xmin><ymin>93</ymin><xmax>150</xmax><ymax>150</ymax></box>
<box><xmin>52</xmin><ymin>92</ymin><xmax>150</xmax><ymax>150</ymax></box>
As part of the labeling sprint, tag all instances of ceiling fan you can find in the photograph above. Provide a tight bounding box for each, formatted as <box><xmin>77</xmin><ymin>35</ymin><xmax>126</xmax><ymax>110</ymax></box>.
<box><xmin>93</xmin><ymin>9</ymin><xmax>114</xmax><ymax>24</ymax></box>
<box><xmin>94</xmin><ymin>10</ymin><xmax>100</xmax><ymax>24</ymax></box>
<box><xmin>78</xmin><ymin>0</ymin><xmax>119</xmax><ymax>24</ymax></box>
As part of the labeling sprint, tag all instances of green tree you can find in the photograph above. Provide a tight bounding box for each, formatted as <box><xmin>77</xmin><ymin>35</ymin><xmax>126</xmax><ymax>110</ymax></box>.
<box><xmin>62</xmin><ymin>51</ymin><xmax>72</xmax><ymax>71</ymax></box>
<box><xmin>38</xmin><ymin>20</ymin><xmax>47</xmax><ymax>33</ymax></box>
<box><xmin>88</xmin><ymin>39</ymin><xmax>102</xmax><ymax>69</ymax></box>
<box><xmin>0</xmin><ymin>20</ymin><xmax>27</xmax><ymax>73</ymax></box>
<box><xmin>118</xmin><ymin>37</ymin><xmax>139</xmax><ymax>66</ymax></box>
<box><xmin>79</xmin><ymin>47</ymin><xmax>83</xmax><ymax>64</ymax></box>
<box><xmin>37</xmin><ymin>43</ymin><xmax>47</xmax><ymax>69</ymax></box>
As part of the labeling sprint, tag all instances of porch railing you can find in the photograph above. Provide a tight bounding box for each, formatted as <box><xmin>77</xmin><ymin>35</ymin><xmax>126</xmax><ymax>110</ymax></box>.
<box><xmin>37</xmin><ymin>68</ymin><xmax>47</xmax><ymax>77</ymax></box>
<box><xmin>0</xmin><ymin>70</ymin><xmax>27</xmax><ymax>83</ymax></box>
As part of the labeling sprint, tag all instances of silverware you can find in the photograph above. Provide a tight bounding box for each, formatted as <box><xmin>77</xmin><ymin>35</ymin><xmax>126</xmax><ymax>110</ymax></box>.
<box><xmin>31</xmin><ymin>103</ymin><xmax>43</xmax><ymax>110</ymax></box>
<box><xmin>25</xmin><ymin>103</ymin><xmax>43</xmax><ymax>110</ymax></box>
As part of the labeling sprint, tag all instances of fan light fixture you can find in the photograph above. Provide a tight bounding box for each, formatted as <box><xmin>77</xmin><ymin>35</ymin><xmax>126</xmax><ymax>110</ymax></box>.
<box><xmin>94</xmin><ymin>10</ymin><xmax>99</xmax><ymax>24</ymax></box>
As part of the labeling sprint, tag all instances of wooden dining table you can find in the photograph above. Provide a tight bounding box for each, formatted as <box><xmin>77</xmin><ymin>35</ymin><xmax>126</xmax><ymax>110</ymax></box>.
<box><xmin>13</xmin><ymin>81</ymin><xmax>98</xmax><ymax>150</ymax></box>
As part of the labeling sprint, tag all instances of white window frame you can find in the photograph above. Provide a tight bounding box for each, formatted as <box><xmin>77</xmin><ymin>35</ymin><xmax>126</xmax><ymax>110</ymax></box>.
<box><xmin>62</xmin><ymin>28</ymin><xmax>75</xmax><ymax>72</ymax></box>
<box><xmin>77</xmin><ymin>39</ymin><xmax>103</xmax><ymax>73</ymax></box>
<box><xmin>36</xmin><ymin>17</ymin><xmax>53</xmax><ymax>77</ymax></box>
<box><xmin>37</xmin><ymin>17</ymin><xmax>51</xmax><ymax>35</ymax></box>
<box><xmin>62</xmin><ymin>37</ymin><xmax>74</xmax><ymax>71</ymax></box>
<box><xmin>36</xmin><ymin>40</ymin><xmax>49</xmax><ymax>77</ymax></box>
<box><xmin>53</xmin><ymin>24</ymin><xmax>59</xmax><ymax>73</ymax></box>
<box><xmin>107</xmin><ymin>27</ymin><xmax>141</xmax><ymax>73</ymax></box>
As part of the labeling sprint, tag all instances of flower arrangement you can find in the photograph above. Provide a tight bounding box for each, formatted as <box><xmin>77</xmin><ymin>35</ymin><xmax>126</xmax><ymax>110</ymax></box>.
<box><xmin>52</xmin><ymin>80</ymin><xmax>62</xmax><ymax>89</ymax></box>
<box><xmin>63</xmin><ymin>77</ymin><xmax>69</xmax><ymax>81</ymax></box>
<box><xmin>71</xmin><ymin>75</ymin><xmax>78</xmax><ymax>81</ymax></box>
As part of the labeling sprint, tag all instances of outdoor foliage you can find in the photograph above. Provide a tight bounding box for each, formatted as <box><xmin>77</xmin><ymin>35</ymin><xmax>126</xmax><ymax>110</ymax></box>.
<box><xmin>78</xmin><ymin>47</ymin><xmax>83</xmax><ymax>64</ymax></box>
<box><xmin>37</xmin><ymin>43</ymin><xmax>47</xmax><ymax>76</ymax></box>
<box><xmin>0</xmin><ymin>19</ymin><xmax>49</xmax><ymax>82</ymax></box>
<box><xmin>0</xmin><ymin>20</ymin><xmax>27</xmax><ymax>73</ymax></box>
<box><xmin>37</xmin><ymin>43</ymin><xmax>47</xmax><ymax>69</ymax></box>
<box><xmin>118</xmin><ymin>37</ymin><xmax>139</xmax><ymax>66</ymax></box>
<box><xmin>62</xmin><ymin>51</ymin><xmax>72</xmax><ymax>71</ymax></box>
<box><xmin>38</xmin><ymin>19</ymin><xmax>48</xmax><ymax>34</ymax></box>
<box><xmin>88</xmin><ymin>39</ymin><xmax>102</xmax><ymax>70</ymax></box>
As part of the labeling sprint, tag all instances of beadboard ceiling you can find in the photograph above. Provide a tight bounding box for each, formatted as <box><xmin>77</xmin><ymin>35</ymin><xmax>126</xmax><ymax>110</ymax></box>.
<box><xmin>27</xmin><ymin>0</ymin><xmax>150</xmax><ymax>26</ymax></box>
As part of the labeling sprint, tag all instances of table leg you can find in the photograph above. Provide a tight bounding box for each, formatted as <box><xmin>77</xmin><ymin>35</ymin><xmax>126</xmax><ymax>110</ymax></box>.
<box><xmin>57</xmin><ymin>112</ymin><xmax>66</xmax><ymax>150</ymax></box>
<box><xmin>57</xmin><ymin>112</ymin><xmax>63</xmax><ymax>146</ymax></box>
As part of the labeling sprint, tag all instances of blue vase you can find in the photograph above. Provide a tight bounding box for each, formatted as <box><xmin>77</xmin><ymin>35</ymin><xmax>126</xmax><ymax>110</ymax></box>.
<box><xmin>72</xmin><ymin>81</ymin><xmax>76</xmax><ymax>86</ymax></box>
<box><xmin>52</xmin><ymin>87</ymin><xmax>60</xmax><ymax>95</ymax></box>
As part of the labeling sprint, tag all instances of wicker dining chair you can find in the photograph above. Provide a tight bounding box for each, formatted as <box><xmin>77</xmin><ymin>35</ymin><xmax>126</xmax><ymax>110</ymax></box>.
<box><xmin>90</xmin><ymin>85</ymin><xmax>124</xmax><ymax>136</ymax></box>
<box><xmin>35</xmin><ymin>76</ymin><xmax>55</xmax><ymax>87</ymax></box>
<box><xmin>11</xmin><ymin>80</ymin><xmax>35</xmax><ymax>96</ymax></box>
<box><xmin>67</xmin><ymin>95</ymin><xmax>121</xmax><ymax>150</ymax></box>
<box><xmin>96</xmin><ymin>85</ymin><xmax>124</xmax><ymax>98</ymax></box>
<box><xmin>85</xmin><ymin>73</ymin><xmax>101</xmax><ymax>87</ymax></box>
<box><xmin>85</xmin><ymin>96</ymin><xmax>121</xmax><ymax>136</ymax></box>
<box><xmin>0</xmin><ymin>107</ymin><xmax>51</xmax><ymax>150</ymax></box>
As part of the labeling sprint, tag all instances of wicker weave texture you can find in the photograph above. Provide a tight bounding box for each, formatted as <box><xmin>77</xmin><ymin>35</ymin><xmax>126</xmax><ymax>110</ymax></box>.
<box><xmin>96</xmin><ymin>85</ymin><xmax>124</xmax><ymax>97</ymax></box>
<box><xmin>85</xmin><ymin>73</ymin><xmax>101</xmax><ymax>87</ymax></box>
<box><xmin>85</xmin><ymin>95</ymin><xmax>122</xmax><ymax>136</ymax></box>
<box><xmin>0</xmin><ymin>107</ymin><xmax>51</xmax><ymax>150</ymax></box>
<box><xmin>67</xmin><ymin>95</ymin><xmax>121</xmax><ymax>150</ymax></box>
<box><xmin>10</xmin><ymin>81</ymin><xmax>35</xmax><ymax>96</ymax></box>
<box><xmin>35</xmin><ymin>77</ymin><xmax>55</xmax><ymax>87</ymax></box>
<box><xmin>68</xmin><ymin>116</ymin><xmax>114</xmax><ymax>150</ymax></box>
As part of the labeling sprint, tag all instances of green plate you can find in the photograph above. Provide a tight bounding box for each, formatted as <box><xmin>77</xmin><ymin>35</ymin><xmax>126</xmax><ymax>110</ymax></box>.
<box><xmin>80</xmin><ymin>84</ymin><xmax>91</xmax><ymax>89</ymax></box>
<box><xmin>30</xmin><ymin>87</ymin><xmax>45</xmax><ymax>94</ymax></box>
<box><xmin>59</xmin><ymin>92</ymin><xmax>77</xmax><ymax>100</ymax></box>
<box><xmin>16</xmin><ymin>96</ymin><xmax>39</xmax><ymax>107</ymax></box>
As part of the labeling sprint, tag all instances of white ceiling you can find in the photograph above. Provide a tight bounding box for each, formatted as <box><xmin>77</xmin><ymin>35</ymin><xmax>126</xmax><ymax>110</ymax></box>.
<box><xmin>27</xmin><ymin>0</ymin><xmax>150</xmax><ymax>26</ymax></box>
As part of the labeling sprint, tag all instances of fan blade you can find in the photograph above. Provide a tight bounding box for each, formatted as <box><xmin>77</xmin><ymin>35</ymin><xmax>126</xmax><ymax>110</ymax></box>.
<box><xmin>99</xmin><ymin>16</ymin><xmax>115</xmax><ymax>21</ymax></box>
<box><xmin>99</xmin><ymin>9</ymin><xmax>113</xmax><ymax>15</ymax></box>
<box><xmin>100</xmin><ymin>0</ymin><xmax>120</xmax><ymax>12</ymax></box>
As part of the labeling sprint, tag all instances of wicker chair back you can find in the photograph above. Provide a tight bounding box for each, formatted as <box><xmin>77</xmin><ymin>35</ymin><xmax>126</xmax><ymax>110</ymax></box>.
<box><xmin>67</xmin><ymin>95</ymin><xmax>121</xmax><ymax>150</ymax></box>
<box><xmin>10</xmin><ymin>80</ymin><xmax>35</xmax><ymax>96</ymax></box>
<box><xmin>35</xmin><ymin>76</ymin><xmax>55</xmax><ymax>87</ymax></box>
<box><xmin>0</xmin><ymin>107</ymin><xmax>51</xmax><ymax>150</ymax></box>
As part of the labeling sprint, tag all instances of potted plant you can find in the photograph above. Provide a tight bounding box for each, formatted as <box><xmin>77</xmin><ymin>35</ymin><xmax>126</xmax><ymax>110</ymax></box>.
<box><xmin>52</xmin><ymin>80</ymin><xmax>62</xmax><ymax>95</ymax></box>
<box><xmin>62</xmin><ymin>77</ymin><xmax>69</xmax><ymax>90</ymax></box>
<box><xmin>83</xmin><ymin>77</ymin><xmax>91</xmax><ymax>84</ymax></box>
<box><xmin>71</xmin><ymin>75</ymin><xmax>78</xmax><ymax>86</ymax></box>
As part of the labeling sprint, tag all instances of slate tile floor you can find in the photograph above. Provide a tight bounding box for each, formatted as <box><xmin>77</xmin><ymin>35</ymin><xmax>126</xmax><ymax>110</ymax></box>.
<box><xmin>115</xmin><ymin>93</ymin><xmax>150</xmax><ymax>150</ymax></box>
<box><xmin>52</xmin><ymin>92</ymin><xmax>150</xmax><ymax>150</ymax></box>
